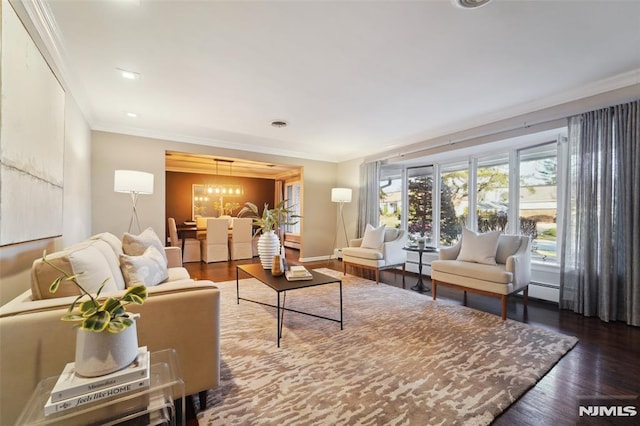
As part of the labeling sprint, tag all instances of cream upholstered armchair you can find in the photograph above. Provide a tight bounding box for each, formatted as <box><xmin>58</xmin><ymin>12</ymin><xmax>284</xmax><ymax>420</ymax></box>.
<box><xmin>431</xmin><ymin>229</ymin><xmax>531</xmax><ymax>320</ymax></box>
<box><xmin>342</xmin><ymin>225</ymin><xmax>407</xmax><ymax>284</ymax></box>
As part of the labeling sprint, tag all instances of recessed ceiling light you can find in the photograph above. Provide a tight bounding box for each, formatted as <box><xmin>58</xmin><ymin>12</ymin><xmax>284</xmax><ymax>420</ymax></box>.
<box><xmin>117</xmin><ymin>68</ymin><xmax>140</xmax><ymax>80</ymax></box>
<box><xmin>271</xmin><ymin>120</ymin><xmax>288</xmax><ymax>128</ymax></box>
<box><xmin>125</xmin><ymin>112</ymin><xmax>138</xmax><ymax>118</ymax></box>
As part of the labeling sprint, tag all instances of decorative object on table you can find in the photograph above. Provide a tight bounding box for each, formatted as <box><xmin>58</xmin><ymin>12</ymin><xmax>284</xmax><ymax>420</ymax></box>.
<box><xmin>43</xmin><ymin>251</ymin><xmax>148</xmax><ymax>377</ymax></box>
<box><xmin>271</xmin><ymin>254</ymin><xmax>284</xmax><ymax>277</ymax></box>
<box><xmin>330</xmin><ymin>188</ymin><xmax>352</xmax><ymax>257</ymax></box>
<box><xmin>44</xmin><ymin>347</ymin><xmax>150</xmax><ymax>415</ymax></box>
<box><xmin>239</xmin><ymin>200</ymin><xmax>300</xmax><ymax>269</ymax></box>
<box><xmin>285</xmin><ymin>265</ymin><xmax>313</xmax><ymax>281</ymax></box>
<box><xmin>114</xmin><ymin>170</ymin><xmax>154</xmax><ymax>234</ymax></box>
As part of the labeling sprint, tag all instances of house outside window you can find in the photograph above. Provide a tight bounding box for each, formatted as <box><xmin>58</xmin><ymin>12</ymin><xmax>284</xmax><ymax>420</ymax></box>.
<box><xmin>379</xmin><ymin>168</ymin><xmax>402</xmax><ymax>229</ymax></box>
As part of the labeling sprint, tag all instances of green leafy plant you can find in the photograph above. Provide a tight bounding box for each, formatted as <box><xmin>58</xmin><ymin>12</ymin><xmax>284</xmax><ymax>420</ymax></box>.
<box><xmin>238</xmin><ymin>200</ymin><xmax>300</xmax><ymax>236</ymax></box>
<box><xmin>43</xmin><ymin>251</ymin><xmax>147</xmax><ymax>334</ymax></box>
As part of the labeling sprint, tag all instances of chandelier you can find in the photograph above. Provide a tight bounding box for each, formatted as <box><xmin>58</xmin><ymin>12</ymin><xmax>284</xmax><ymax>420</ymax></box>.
<box><xmin>206</xmin><ymin>159</ymin><xmax>244</xmax><ymax>197</ymax></box>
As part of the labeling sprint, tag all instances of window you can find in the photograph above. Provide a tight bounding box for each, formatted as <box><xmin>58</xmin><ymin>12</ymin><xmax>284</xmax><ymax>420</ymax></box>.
<box><xmin>440</xmin><ymin>161</ymin><xmax>468</xmax><ymax>246</ymax></box>
<box><xmin>285</xmin><ymin>181</ymin><xmax>301</xmax><ymax>234</ymax></box>
<box><xmin>379</xmin><ymin>167</ymin><xmax>402</xmax><ymax>228</ymax></box>
<box><xmin>476</xmin><ymin>154</ymin><xmax>510</xmax><ymax>233</ymax></box>
<box><xmin>518</xmin><ymin>142</ymin><xmax>558</xmax><ymax>261</ymax></box>
<box><xmin>407</xmin><ymin>166</ymin><xmax>434</xmax><ymax>244</ymax></box>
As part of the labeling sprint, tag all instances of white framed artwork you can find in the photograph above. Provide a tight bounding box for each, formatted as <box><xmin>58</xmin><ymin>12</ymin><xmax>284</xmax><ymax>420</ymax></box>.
<box><xmin>0</xmin><ymin>0</ymin><xmax>65</xmax><ymax>246</ymax></box>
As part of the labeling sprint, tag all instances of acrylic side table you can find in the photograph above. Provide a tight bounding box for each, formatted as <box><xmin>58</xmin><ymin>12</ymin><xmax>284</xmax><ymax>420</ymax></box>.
<box><xmin>15</xmin><ymin>349</ymin><xmax>185</xmax><ymax>426</ymax></box>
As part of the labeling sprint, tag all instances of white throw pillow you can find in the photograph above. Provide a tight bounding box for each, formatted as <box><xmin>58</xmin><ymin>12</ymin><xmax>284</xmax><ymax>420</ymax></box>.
<box><xmin>361</xmin><ymin>224</ymin><xmax>386</xmax><ymax>249</ymax></box>
<box><xmin>122</xmin><ymin>227</ymin><xmax>167</xmax><ymax>263</ymax></box>
<box><xmin>120</xmin><ymin>246</ymin><xmax>169</xmax><ymax>287</ymax></box>
<box><xmin>456</xmin><ymin>228</ymin><xmax>501</xmax><ymax>265</ymax></box>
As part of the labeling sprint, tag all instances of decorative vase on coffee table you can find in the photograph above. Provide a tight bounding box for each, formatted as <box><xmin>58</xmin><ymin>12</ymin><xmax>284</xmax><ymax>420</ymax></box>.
<box><xmin>74</xmin><ymin>315</ymin><xmax>140</xmax><ymax>377</ymax></box>
<box><xmin>258</xmin><ymin>230</ymin><xmax>280</xmax><ymax>269</ymax></box>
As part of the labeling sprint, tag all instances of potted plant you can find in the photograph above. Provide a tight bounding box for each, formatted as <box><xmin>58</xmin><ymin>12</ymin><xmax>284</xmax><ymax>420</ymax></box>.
<box><xmin>239</xmin><ymin>200</ymin><xmax>300</xmax><ymax>269</ymax></box>
<box><xmin>43</xmin><ymin>251</ymin><xmax>148</xmax><ymax>377</ymax></box>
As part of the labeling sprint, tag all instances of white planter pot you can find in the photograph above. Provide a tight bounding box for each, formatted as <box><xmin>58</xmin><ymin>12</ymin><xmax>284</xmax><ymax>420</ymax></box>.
<box><xmin>74</xmin><ymin>316</ymin><xmax>139</xmax><ymax>377</ymax></box>
<box><xmin>258</xmin><ymin>231</ymin><xmax>280</xmax><ymax>269</ymax></box>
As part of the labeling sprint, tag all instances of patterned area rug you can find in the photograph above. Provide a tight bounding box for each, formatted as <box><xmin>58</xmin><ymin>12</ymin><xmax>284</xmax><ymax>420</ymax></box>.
<box><xmin>198</xmin><ymin>268</ymin><xmax>577</xmax><ymax>425</ymax></box>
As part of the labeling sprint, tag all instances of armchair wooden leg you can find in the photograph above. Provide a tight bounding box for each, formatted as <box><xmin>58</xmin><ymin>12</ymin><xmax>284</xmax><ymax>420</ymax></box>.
<box><xmin>402</xmin><ymin>264</ymin><xmax>406</xmax><ymax>289</ymax></box>
<box><xmin>375</xmin><ymin>269</ymin><xmax>379</xmax><ymax>284</ymax></box>
<box><xmin>343</xmin><ymin>262</ymin><xmax>347</xmax><ymax>276</ymax></box>
<box><xmin>501</xmin><ymin>295</ymin><xmax>507</xmax><ymax>320</ymax></box>
<box><xmin>432</xmin><ymin>280</ymin><xmax>437</xmax><ymax>300</ymax></box>
<box><xmin>463</xmin><ymin>291</ymin><xmax>468</xmax><ymax>306</ymax></box>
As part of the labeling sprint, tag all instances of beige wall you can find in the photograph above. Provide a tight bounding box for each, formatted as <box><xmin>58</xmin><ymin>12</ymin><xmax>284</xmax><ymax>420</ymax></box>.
<box><xmin>335</xmin><ymin>158</ymin><xmax>362</xmax><ymax>249</ymax></box>
<box><xmin>0</xmin><ymin>94</ymin><xmax>91</xmax><ymax>305</ymax></box>
<box><xmin>91</xmin><ymin>131</ymin><xmax>340</xmax><ymax>261</ymax></box>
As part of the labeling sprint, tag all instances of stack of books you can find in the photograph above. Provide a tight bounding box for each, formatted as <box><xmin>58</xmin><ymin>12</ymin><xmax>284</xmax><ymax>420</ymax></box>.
<box><xmin>44</xmin><ymin>346</ymin><xmax>150</xmax><ymax>415</ymax></box>
<box><xmin>285</xmin><ymin>265</ymin><xmax>313</xmax><ymax>281</ymax></box>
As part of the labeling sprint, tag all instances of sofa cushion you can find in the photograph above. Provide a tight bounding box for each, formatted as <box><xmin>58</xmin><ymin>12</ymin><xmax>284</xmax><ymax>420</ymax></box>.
<box><xmin>120</xmin><ymin>246</ymin><xmax>169</xmax><ymax>287</ymax></box>
<box><xmin>122</xmin><ymin>228</ymin><xmax>167</xmax><ymax>263</ymax></box>
<box><xmin>361</xmin><ymin>224</ymin><xmax>386</xmax><ymax>249</ymax></box>
<box><xmin>342</xmin><ymin>247</ymin><xmax>384</xmax><ymax>260</ymax></box>
<box><xmin>431</xmin><ymin>260</ymin><xmax>513</xmax><ymax>284</ymax></box>
<box><xmin>456</xmin><ymin>228</ymin><xmax>501</xmax><ymax>265</ymax></box>
<box><xmin>90</xmin><ymin>232</ymin><xmax>124</xmax><ymax>257</ymax></box>
<box><xmin>89</xmin><ymin>239</ymin><xmax>126</xmax><ymax>290</ymax></box>
<box><xmin>31</xmin><ymin>242</ymin><xmax>120</xmax><ymax>300</ymax></box>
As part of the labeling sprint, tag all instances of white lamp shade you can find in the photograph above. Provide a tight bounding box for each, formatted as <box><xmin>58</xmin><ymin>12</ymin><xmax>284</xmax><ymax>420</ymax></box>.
<box><xmin>331</xmin><ymin>187</ymin><xmax>352</xmax><ymax>203</ymax></box>
<box><xmin>114</xmin><ymin>170</ymin><xmax>154</xmax><ymax>194</ymax></box>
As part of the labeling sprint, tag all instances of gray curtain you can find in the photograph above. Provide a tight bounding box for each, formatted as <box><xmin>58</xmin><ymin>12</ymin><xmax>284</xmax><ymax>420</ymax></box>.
<box><xmin>559</xmin><ymin>100</ymin><xmax>639</xmax><ymax>326</ymax></box>
<box><xmin>357</xmin><ymin>161</ymin><xmax>380</xmax><ymax>238</ymax></box>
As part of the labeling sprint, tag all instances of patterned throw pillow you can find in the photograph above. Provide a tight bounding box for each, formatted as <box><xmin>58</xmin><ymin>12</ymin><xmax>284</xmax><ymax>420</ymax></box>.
<box><xmin>120</xmin><ymin>246</ymin><xmax>169</xmax><ymax>287</ymax></box>
<box><xmin>122</xmin><ymin>227</ymin><xmax>167</xmax><ymax>263</ymax></box>
<box><xmin>456</xmin><ymin>227</ymin><xmax>501</xmax><ymax>265</ymax></box>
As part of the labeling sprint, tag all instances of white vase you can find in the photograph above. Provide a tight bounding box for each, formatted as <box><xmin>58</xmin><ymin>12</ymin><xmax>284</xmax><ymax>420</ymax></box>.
<box><xmin>74</xmin><ymin>316</ymin><xmax>139</xmax><ymax>377</ymax></box>
<box><xmin>258</xmin><ymin>230</ymin><xmax>280</xmax><ymax>269</ymax></box>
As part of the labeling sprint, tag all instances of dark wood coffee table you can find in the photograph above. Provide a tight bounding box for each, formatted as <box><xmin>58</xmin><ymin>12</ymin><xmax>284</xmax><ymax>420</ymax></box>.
<box><xmin>236</xmin><ymin>264</ymin><xmax>343</xmax><ymax>347</ymax></box>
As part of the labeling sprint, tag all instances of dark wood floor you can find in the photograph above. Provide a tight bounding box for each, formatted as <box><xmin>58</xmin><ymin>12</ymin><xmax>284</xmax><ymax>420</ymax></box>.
<box><xmin>183</xmin><ymin>249</ymin><xmax>640</xmax><ymax>425</ymax></box>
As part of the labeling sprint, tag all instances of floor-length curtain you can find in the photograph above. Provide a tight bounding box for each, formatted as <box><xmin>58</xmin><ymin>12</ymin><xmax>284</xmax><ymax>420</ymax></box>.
<box><xmin>357</xmin><ymin>161</ymin><xmax>380</xmax><ymax>238</ymax></box>
<box><xmin>559</xmin><ymin>100</ymin><xmax>639</xmax><ymax>326</ymax></box>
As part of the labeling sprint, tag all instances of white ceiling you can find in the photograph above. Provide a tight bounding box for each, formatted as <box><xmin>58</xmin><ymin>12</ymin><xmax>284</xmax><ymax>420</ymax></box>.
<box><xmin>32</xmin><ymin>0</ymin><xmax>640</xmax><ymax>163</ymax></box>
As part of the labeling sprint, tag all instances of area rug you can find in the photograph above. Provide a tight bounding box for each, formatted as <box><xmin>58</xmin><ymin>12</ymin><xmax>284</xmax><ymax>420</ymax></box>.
<box><xmin>197</xmin><ymin>268</ymin><xmax>578</xmax><ymax>425</ymax></box>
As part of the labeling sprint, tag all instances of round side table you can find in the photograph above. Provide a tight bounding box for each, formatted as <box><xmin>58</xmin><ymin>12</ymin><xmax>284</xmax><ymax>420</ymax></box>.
<box><xmin>402</xmin><ymin>245</ymin><xmax>437</xmax><ymax>293</ymax></box>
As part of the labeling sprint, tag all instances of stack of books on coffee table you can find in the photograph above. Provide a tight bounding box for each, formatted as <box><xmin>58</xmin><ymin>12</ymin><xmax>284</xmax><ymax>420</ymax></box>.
<box><xmin>44</xmin><ymin>346</ymin><xmax>150</xmax><ymax>415</ymax></box>
<box><xmin>285</xmin><ymin>265</ymin><xmax>313</xmax><ymax>281</ymax></box>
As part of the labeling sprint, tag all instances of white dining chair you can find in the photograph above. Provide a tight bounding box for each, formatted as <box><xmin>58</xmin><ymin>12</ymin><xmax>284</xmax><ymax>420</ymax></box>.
<box><xmin>201</xmin><ymin>218</ymin><xmax>229</xmax><ymax>263</ymax></box>
<box><xmin>167</xmin><ymin>217</ymin><xmax>201</xmax><ymax>263</ymax></box>
<box><xmin>230</xmin><ymin>217</ymin><xmax>253</xmax><ymax>260</ymax></box>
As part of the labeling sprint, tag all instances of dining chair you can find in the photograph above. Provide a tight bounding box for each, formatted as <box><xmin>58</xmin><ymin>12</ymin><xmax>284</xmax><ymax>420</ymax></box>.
<box><xmin>230</xmin><ymin>217</ymin><xmax>253</xmax><ymax>260</ymax></box>
<box><xmin>167</xmin><ymin>217</ymin><xmax>201</xmax><ymax>262</ymax></box>
<box><xmin>201</xmin><ymin>218</ymin><xmax>229</xmax><ymax>263</ymax></box>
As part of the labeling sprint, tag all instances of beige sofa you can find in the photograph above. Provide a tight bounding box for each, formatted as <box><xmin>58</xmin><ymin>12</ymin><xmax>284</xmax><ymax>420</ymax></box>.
<box><xmin>0</xmin><ymin>231</ymin><xmax>220</xmax><ymax>425</ymax></box>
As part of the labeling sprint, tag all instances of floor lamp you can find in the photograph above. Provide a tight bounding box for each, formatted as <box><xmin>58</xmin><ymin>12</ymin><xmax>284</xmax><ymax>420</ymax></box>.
<box><xmin>331</xmin><ymin>187</ymin><xmax>352</xmax><ymax>258</ymax></box>
<box><xmin>114</xmin><ymin>170</ymin><xmax>154</xmax><ymax>234</ymax></box>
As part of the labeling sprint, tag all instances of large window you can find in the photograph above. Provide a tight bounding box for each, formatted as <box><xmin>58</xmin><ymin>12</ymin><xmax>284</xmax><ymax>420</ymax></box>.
<box><xmin>407</xmin><ymin>166</ymin><xmax>434</xmax><ymax>244</ymax></box>
<box><xmin>440</xmin><ymin>161</ymin><xmax>468</xmax><ymax>245</ymax></box>
<box><xmin>518</xmin><ymin>142</ymin><xmax>558</xmax><ymax>261</ymax></box>
<box><xmin>376</xmin><ymin>130</ymin><xmax>564</xmax><ymax>264</ymax></box>
<box><xmin>379</xmin><ymin>168</ymin><xmax>402</xmax><ymax>228</ymax></box>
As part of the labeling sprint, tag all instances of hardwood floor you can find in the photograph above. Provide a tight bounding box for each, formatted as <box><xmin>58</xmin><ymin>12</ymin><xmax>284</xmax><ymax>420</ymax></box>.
<box><xmin>184</xmin><ymin>249</ymin><xmax>640</xmax><ymax>425</ymax></box>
